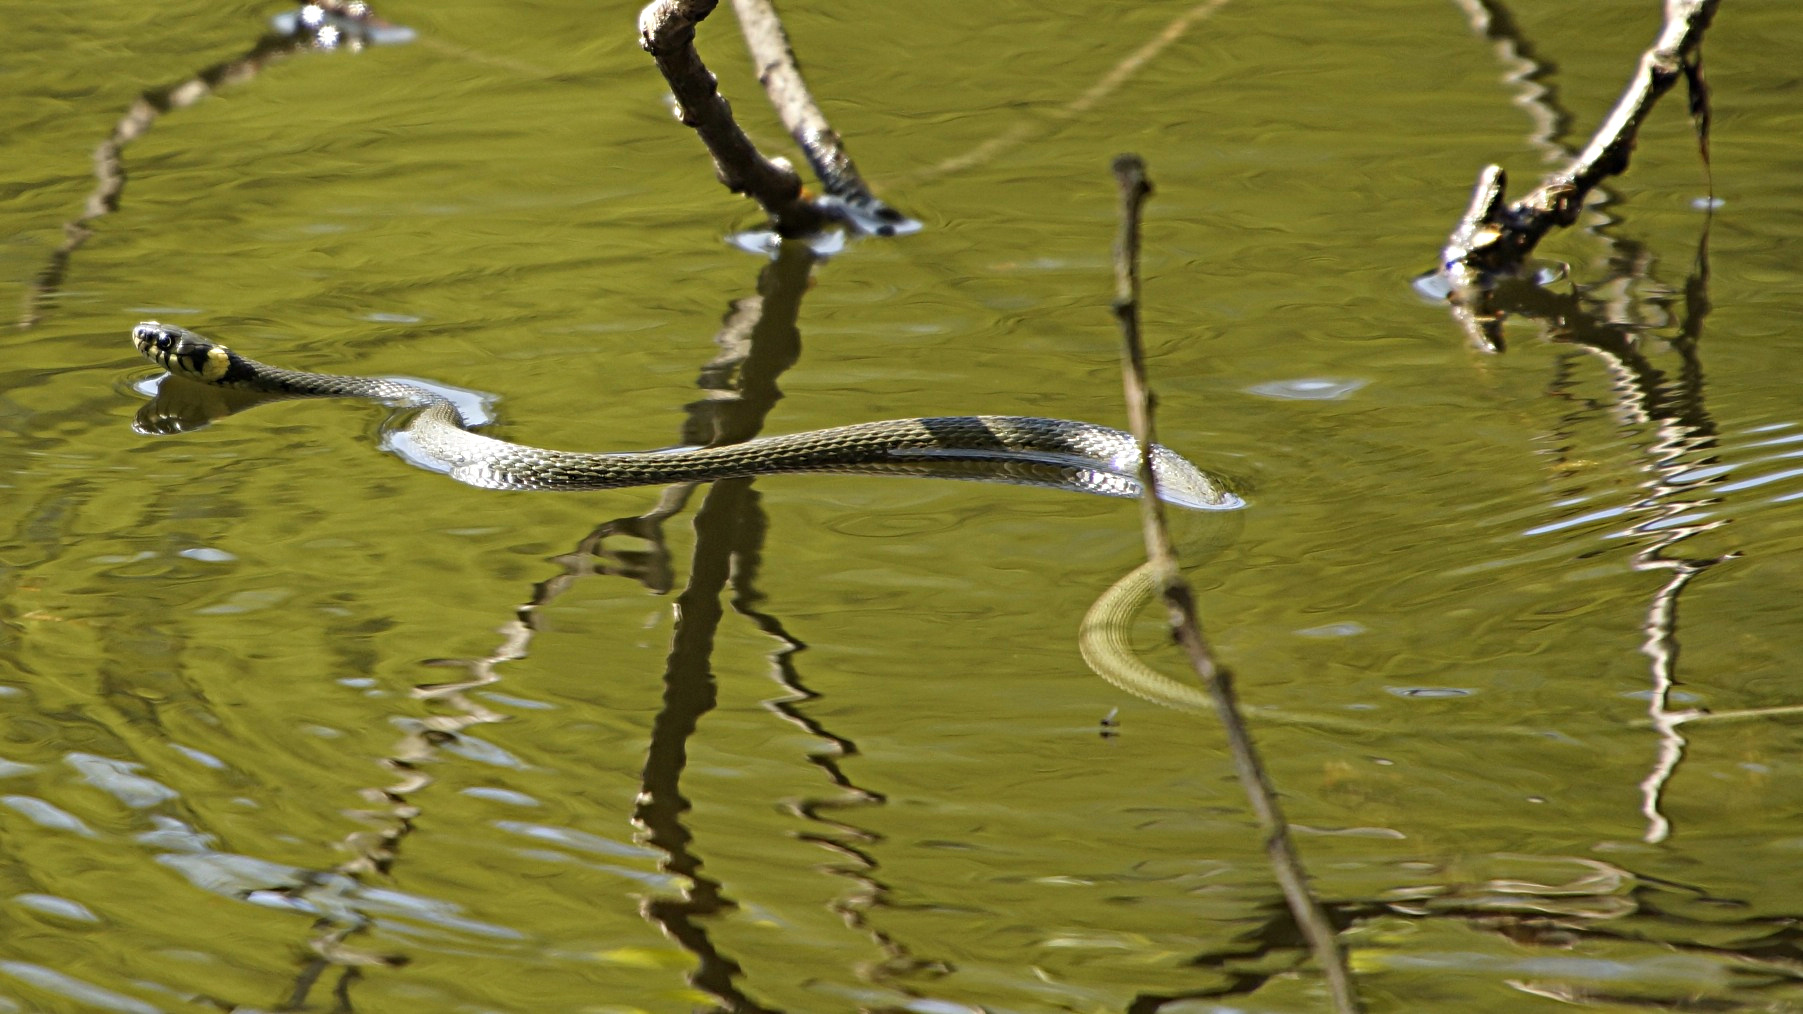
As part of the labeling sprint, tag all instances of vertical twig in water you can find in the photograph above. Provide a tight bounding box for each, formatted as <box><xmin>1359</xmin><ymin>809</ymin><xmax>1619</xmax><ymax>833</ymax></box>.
<box><xmin>728</xmin><ymin>0</ymin><xmax>916</xmax><ymax>236</ymax></box>
<box><xmin>1109</xmin><ymin>154</ymin><xmax>1360</xmax><ymax>1013</ymax></box>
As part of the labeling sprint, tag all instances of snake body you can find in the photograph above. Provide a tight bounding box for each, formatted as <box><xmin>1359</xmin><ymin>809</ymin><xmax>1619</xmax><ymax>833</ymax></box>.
<box><xmin>131</xmin><ymin>322</ymin><xmax>1240</xmax><ymax>509</ymax></box>
<box><xmin>132</xmin><ymin>321</ymin><xmax>1277</xmax><ymax>722</ymax></box>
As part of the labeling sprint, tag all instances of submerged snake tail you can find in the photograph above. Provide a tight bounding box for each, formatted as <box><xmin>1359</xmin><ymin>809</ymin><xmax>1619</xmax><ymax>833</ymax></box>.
<box><xmin>1079</xmin><ymin>562</ymin><xmax>1376</xmax><ymax>733</ymax></box>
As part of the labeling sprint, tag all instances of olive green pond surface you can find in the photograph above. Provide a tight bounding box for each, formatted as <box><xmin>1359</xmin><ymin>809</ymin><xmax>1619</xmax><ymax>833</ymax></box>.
<box><xmin>5</xmin><ymin>2</ymin><xmax>1803</xmax><ymax>1011</ymax></box>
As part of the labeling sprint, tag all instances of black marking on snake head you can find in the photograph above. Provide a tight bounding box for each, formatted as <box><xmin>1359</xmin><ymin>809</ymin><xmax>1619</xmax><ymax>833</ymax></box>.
<box><xmin>133</xmin><ymin>322</ymin><xmax>166</xmax><ymax>350</ymax></box>
<box><xmin>132</xmin><ymin>321</ymin><xmax>179</xmax><ymax>366</ymax></box>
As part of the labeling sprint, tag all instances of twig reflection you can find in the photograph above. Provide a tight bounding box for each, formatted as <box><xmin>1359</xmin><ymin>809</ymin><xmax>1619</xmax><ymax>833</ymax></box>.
<box><xmin>1443</xmin><ymin>0</ymin><xmax>1762</xmax><ymax>844</ymax></box>
<box><xmin>636</xmin><ymin>477</ymin><xmax>780</xmax><ymax>1013</ymax></box>
<box><xmin>1491</xmin><ymin>222</ymin><xmax>1735</xmax><ymax>844</ymax></box>
<box><xmin>731</xmin><ymin>540</ymin><xmax>953</xmax><ymax>988</ymax></box>
<box><xmin>630</xmin><ymin>243</ymin><xmax>951</xmax><ymax>1007</ymax></box>
<box><xmin>629</xmin><ymin>248</ymin><xmax>810</xmax><ymax>1011</ymax></box>
<box><xmin>1447</xmin><ymin>0</ymin><xmax>1574</xmax><ymax>164</ymax></box>
<box><xmin>246</xmin><ymin>246</ymin><xmax>813</xmax><ymax>1009</ymax></box>
<box><xmin>20</xmin><ymin>2</ymin><xmax>411</xmax><ymax>330</ymax></box>
<box><xmin>374</xmin><ymin>242</ymin><xmax>940</xmax><ymax>1009</ymax></box>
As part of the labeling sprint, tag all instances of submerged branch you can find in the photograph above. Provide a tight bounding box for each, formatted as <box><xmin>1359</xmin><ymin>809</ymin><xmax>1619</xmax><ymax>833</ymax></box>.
<box><xmin>1109</xmin><ymin>154</ymin><xmax>1360</xmax><ymax>1013</ymax></box>
<box><xmin>638</xmin><ymin>0</ymin><xmax>838</xmax><ymax>237</ymax></box>
<box><xmin>909</xmin><ymin>0</ymin><xmax>1231</xmax><ymax>185</ymax></box>
<box><xmin>1431</xmin><ymin>0</ymin><xmax>1718</xmax><ymax>347</ymax></box>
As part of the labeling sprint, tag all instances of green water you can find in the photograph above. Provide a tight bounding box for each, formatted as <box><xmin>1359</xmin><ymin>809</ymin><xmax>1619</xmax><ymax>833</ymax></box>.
<box><xmin>5</xmin><ymin>1</ymin><xmax>1803</xmax><ymax>1011</ymax></box>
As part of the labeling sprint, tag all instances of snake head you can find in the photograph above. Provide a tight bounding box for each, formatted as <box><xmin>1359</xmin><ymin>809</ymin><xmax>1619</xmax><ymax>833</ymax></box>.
<box><xmin>133</xmin><ymin>321</ymin><xmax>233</xmax><ymax>382</ymax></box>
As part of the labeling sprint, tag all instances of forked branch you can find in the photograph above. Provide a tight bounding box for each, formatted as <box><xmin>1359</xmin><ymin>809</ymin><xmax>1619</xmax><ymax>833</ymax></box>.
<box><xmin>729</xmin><ymin>0</ymin><xmax>915</xmax><ymax>235</ymax></box>
<box><xmin>640</xmin><ymin>0</ymin><xmax>871</xmax><ymax>238</ymax></box>
<box><xmin>1433</xmin><ymin>0</ymin><xmax>1717</xmax><ymax>346</ymax></box>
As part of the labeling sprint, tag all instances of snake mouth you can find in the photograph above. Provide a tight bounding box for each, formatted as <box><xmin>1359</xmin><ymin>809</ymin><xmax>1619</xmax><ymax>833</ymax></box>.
<box><xmin>132</xmin><ymin>321</ymin><xmax>184</xmax><ymax>355</ymax></box>
<box><xmin>132</xmin><ymin>321</ymin><xmax>178</xmax><ymax>364</ymax></box>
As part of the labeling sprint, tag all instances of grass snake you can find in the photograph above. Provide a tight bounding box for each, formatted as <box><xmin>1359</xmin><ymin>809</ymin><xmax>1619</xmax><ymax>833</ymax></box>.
<box><xmin>132</xmin><ymin>321</ymin><xmax>1383</xmax><ymax>728</ymax></box>
<box><xmin>131</xmin><ymin>321</ymin><xmax>1240</xmax><ymax>508</ymax></box>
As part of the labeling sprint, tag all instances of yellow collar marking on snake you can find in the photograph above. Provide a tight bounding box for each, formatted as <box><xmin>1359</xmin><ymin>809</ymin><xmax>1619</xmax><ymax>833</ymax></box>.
<box><xmin>200</xmin><ymin>344</ymin><xmax>231</xmax><ymax>381</ymax></box>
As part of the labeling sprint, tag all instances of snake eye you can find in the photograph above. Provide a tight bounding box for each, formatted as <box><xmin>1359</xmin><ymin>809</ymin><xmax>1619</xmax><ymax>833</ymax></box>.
<box><xmin>156</xmin><ymin>332</ymin><xmax>173</xmax><ymax>351</ymax></box>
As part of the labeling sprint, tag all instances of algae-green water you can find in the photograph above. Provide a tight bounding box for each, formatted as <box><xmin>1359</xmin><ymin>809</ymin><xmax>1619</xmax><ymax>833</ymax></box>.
<box><xmin>4</xmin><ymin>2</ymin><xmax>1803</xmax><ymax>1010</ymax></box>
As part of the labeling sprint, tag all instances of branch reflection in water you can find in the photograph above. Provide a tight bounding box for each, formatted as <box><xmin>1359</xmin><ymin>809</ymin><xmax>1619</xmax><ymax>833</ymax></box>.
<box><xmin>629</xmin><ymin>244</ymin><xmax>809</xmax><ymax>1014</ymax></box>
<box><xmin>1143</xmin><ymin>225</ymin><xmax>1803</xmax><ymax>1003</ymax></box>
<box><xmin>1449</xmin><ymin>0</ymin><xmax>1762</xmax><ymax>845</ymax></box>
<box><xmin>1416</xmin><ymin>158</ymin><xmax>1803</xmax><ymax>1005</ymax></box>
<box><xmin>118</xmin><ymin>247</ymin><xmax>810</xmax><ymax>1005</ymax></box>
<box><xmin>20</xmin><ymin>1</ymin><xmax>415</xmax><ymax>330</ymax></box>
<box><xmin>1339</xmin><ymin>3</ymin><xmax>1803</xmax><ymax>999</ymax></box>
<box><xmin>1491</xmin><ymin>226</ymin><xmax>1735</xmax><ymax>845</ymax></box>
<box><xmin>364</xmin><ymin>244</ymin><xmax>949</xmax><ymax>1009</ymax></box>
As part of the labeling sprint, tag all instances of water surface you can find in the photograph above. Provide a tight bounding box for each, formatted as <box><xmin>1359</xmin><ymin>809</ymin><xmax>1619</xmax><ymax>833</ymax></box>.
<box><xmin>4</xmin><ymin>1</ymin><xmax>1803</xmax><ymax>1010</ymax></box>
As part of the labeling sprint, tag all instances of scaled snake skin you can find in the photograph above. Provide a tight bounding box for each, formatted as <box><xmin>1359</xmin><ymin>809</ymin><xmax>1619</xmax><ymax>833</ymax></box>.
<box><xmin>132</xmin><ymin>321</ymin><xmax>1238</xmax><ymax>507</ymax></box>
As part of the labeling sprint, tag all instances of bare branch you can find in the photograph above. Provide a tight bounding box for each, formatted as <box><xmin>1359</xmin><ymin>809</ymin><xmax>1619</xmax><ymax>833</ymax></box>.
<box><xmin>1434</xmin><ymin>0</ymin><xmax>1718</xmax><ymax>300</ymax></box>
<box><xmin>638</xmin><ymin>0</ymin><xmax>838</xmax><ymax>237</ymax></box>
<box><xmin>728</xmin><ymin>0</ymin><xmax>915</xmax><ymax>236</ymax></box>
<box><xmin>1109</xmin><ymin>154</ymin><xmax>1361</xmax><ymax>1014</ymax></box>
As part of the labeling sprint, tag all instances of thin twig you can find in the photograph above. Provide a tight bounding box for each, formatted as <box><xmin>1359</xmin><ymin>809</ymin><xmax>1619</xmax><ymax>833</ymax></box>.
<box><xmin>1110</xmin><ymin>154</ymin><xmax>1360</xmax><ymax>1013</ymax></box>
<box><xmin>1433</xmin><ymin>0</ymin><xmax>1718</xmax><ymax>347</ymax></box>
<box><xmin>638</xmin><ymin>0</ymin><xmax>839</xmax><ymax>237</ymax></box>
<box><xmin>728</xmin><ymin>0</ymin><xmax>915</xmax><ymax>236</ymax></box>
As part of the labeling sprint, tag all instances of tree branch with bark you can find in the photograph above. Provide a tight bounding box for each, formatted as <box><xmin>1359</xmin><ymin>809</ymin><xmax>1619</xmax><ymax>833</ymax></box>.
<box><xmin>1429</xmin><ymin>0</ymin><xmax>1718</xmax><ymax>349</ymax></box>
<box><xmin>638</xmin><ymin>0</ymin><xmax>912</xmax><ymax>239</ymax></box>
